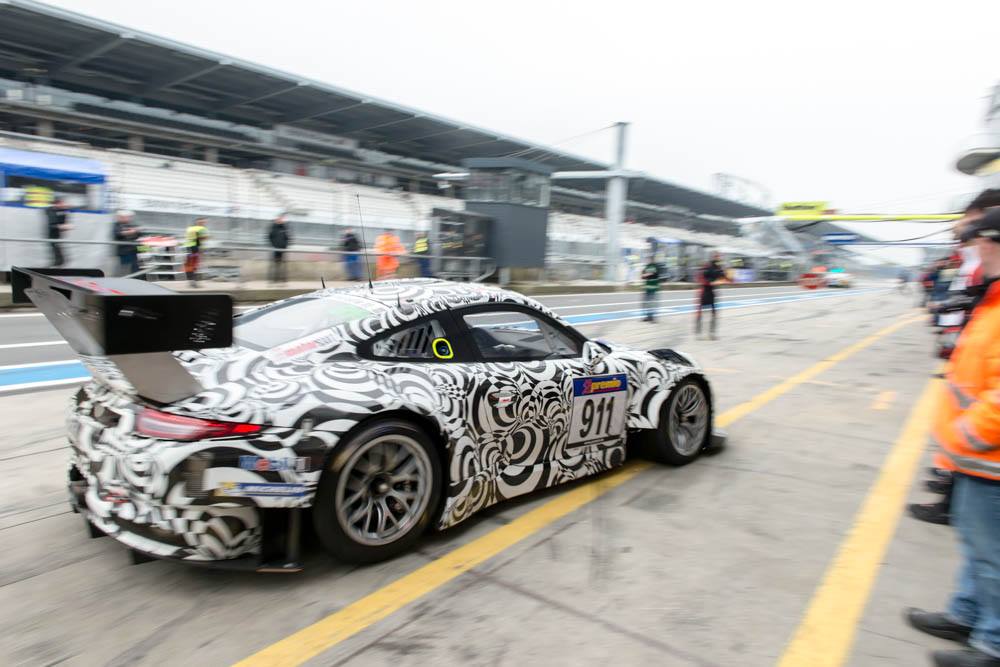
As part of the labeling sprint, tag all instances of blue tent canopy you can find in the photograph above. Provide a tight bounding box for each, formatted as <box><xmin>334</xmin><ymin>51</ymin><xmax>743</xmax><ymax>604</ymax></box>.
<box><xmin>0</xmin><ymin>148</ymin><xmax>106</xmax><ymax>184</ymax></box>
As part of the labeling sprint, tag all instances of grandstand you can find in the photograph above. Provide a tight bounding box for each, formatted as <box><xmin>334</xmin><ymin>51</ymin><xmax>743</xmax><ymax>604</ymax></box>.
<box><xmin>0</xmin><ymin>0</ymin><xmax>782</xmax><ymax>273</ymax></box>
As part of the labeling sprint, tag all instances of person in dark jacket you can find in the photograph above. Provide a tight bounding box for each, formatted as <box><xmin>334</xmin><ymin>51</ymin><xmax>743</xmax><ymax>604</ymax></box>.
<box><xmin>268</xmin><ymin>214</ymin><xmax>292</xmax><ymax>284</ymax></box>
<box><xmin>696</xmin><ymin>253</ymin><xmax>727</xmax><ymax>339</ymax></box>
<box><xmin>45</xmin><ymin>197</ymin><xmax>71</xmax><ymax>267</ymax></box>
<box><xmin>640</xmin><ymin>255</ymin><xmax>662</xmax><ymax>322</ymax></box>
<box><xmin>113</xmin><ymin>210</ymin><xmax>141</xmax><ymax>276</ymax></box>
<box><xmin>341</xmin><ymin>228</ymin><xmax>362</xmax><ymax>281</ymax></box>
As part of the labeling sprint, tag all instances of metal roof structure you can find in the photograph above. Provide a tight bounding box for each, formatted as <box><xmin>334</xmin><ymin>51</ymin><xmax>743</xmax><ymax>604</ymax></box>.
<box><xmin>0</xmin><ymin>0</ymin><xmax>771</xmax><ymax>219</ymax></box>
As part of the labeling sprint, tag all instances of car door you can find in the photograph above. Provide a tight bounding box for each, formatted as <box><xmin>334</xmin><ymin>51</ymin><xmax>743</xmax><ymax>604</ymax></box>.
<box><xmin>455</xmin><ymin>305</ymin><xmax>628</xmax><ymax>479</ymax></box>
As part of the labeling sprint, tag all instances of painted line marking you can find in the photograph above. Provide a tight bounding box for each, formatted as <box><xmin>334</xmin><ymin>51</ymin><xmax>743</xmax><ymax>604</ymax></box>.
<box><xmin>0</xmin><ymin>377</ymin><xmax>86</xmax><ymax>394</ymax></box>
<box><xmin>0</xmin><ymin>359</ymin><xmax>87</xmax><ymax>371</ymax></box>
<box><xmin>871</xmin><ymin>390</ymin><xmax>896</xmax><ymax>410</ymax></box>
<box><xmin>0</xmin><ymin>340</ymin><xmax>67</xmax><ymax>350</ymax></box>
<box><xmin>777</xmin><ymin>376</ymin><xmax>939</xmax><ymax>667</ymax></box>
<box><xmin>232</xmin><ymin>311</ymin><xmax>919</xmax><ymax>667</ymax></box>
<box><xmin>0</xmin><ymin>287</ymin><xmax>888</xmax><ymax>393</ymax></box>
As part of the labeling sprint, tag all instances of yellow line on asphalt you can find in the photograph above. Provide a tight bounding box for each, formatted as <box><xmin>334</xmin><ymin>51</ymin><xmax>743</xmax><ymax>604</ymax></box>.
<box><xmin>777</xmin><ymin>377</ymin><xmax>940</xmax><ymax>667</ymax></box>
<box><xmin>234</xmin><ymin>312</ymin><xmax>921</xmax><ymax>667</ymax></box>
<box><xmin>871</xmin><ymin>390</ymin><xmax>896</xmax><ymax>410</ymax></box>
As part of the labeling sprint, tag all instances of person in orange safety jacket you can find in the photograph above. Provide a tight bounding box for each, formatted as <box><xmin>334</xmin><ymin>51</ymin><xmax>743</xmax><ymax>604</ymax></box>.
<box><xmin>374</xmin><ymin>231</ymin><xmax>404</xmax><ymax>280</ymax></box>
<box><xmin>905</xmin><ymin>207</ymin><xmax>1000</xmax><ymax>667</ymax></box>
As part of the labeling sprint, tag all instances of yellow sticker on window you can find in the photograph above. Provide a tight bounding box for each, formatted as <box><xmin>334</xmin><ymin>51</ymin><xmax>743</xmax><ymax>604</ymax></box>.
<box><xmin>432</xmin><ymin>337</ymin><xmax>454</xmax><ymax>360</ymax></box>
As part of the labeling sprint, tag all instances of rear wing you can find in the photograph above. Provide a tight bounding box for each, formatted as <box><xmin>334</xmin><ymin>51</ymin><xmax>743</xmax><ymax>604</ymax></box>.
<box><xmin>12</xmin><ymin>267</ymin><xmax>233</xmax><ymax>402</ymax></box>
<box><xmin>12</xmin><ymin>267</ymin><xmax>232</xmax><ymax>355</ymax></box>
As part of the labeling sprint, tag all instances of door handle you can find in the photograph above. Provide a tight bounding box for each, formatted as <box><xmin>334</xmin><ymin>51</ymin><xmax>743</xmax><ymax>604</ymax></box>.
<box><xmin>489</xmin><ymin>389</ymin><xmax>515</xmax><ymax>407</ymax></box>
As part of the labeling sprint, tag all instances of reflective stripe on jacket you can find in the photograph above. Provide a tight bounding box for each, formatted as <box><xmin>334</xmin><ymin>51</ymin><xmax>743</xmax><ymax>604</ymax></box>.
<box><xmin>934</xmin><ymin>279</ymin><xmax>1000</xmax><ymax>480</ymax></box>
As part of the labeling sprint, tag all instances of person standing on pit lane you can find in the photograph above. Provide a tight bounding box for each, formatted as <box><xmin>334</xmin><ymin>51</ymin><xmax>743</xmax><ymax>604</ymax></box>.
<box><xmin>910</xmin><ymin>188</ymin><xmax>1000</xmax><ymax>527</ymax></box>
<box><xmin>267</xmin><ymin>214</ymin><xmax>292</xmax><ymax>285</ymax></box>
<box><xmin>905</xmin><ymin>207</ymin><xmax>1000</xmax><ymax>667</ymax></box>
<box><xmin>184</xmin><ymin>217</ymin><xmax>209</xmax><ymax>287</ymax></box>
<box><xmin>640</xmin><ymin>253</ymin><xmax>662</xmax><ymax>322</ymax></box>
<box><xmin>695</xmin><ymin>252</ymin><xmax>727</xmax><ymax>339</ymax></box>
<box><xmin>45</xmin><ymin>196</ymin><xmax>71</xmax><ymax>267</ymax></box>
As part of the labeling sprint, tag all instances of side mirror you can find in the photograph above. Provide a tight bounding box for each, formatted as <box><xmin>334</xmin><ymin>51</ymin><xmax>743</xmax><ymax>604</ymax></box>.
<box><xmin>582</xmin><ymin>340</ymin><xmax>608</xmax><ymax>368</ymax></box>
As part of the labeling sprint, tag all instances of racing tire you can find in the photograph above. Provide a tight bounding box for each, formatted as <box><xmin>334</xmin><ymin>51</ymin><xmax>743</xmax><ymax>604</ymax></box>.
<box><xmin>636</xmin><ymin>377</ymin><xmax>711</xmax><ymax>466</ymax></box>
<box><xmin>313</xmin><ymin>419</ymin><xmax>442</xmax><ymax>564</ymax></box>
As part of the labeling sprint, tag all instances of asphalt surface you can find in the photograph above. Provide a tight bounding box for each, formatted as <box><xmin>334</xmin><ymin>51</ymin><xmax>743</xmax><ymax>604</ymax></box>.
<box><xmin>0</xmin><ymin>283</ymin><xmax>961</xmax><ymax>666</ymax></box>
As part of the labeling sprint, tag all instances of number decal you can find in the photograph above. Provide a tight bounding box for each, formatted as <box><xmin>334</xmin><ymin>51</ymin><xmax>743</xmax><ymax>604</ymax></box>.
<box><xmin>569</xmin><ymin>374</ymin><xmax>628</xmax><ymax>445</ymax></box>
<box><xmin>580</xmin><ymin>400</ymin><xmax>595</xmax><ymax>438</ymax></box>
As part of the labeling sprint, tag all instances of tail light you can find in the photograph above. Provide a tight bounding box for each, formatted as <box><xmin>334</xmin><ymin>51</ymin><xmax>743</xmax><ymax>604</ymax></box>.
<box><xmin>136</xmin><ymin>408</ymin><xmax>261</xmax><ymax>441</ymax></box>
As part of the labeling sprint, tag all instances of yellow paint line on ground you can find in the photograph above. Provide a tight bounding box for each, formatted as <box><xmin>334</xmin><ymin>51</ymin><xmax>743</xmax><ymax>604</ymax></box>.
<box><xmin>234</xmin><ymin>312</ymin><xmax>921</xmax><ymax>667</ymax></box>
<box><xmin>871</xmin><ymin>390</ymin><xmax>896</xmax><ymax>410</ymax></box>
<box><xmin>777</xmin><ymin>377</ymin><xmax>940</xmax><ymax>667</ymax></box>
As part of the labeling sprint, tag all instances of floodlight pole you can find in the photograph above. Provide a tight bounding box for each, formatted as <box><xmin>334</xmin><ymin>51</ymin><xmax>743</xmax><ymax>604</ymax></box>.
<box><xmin>604</xmin><ymin>122</ymin><xmax>628</xmax><ymax>282</ymax></box>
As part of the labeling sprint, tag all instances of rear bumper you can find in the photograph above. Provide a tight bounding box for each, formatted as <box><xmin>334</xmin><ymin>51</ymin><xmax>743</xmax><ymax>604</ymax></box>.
<box><xmin>68</xmin><ymin>463</ymin><xmax>301</xmax><ymax>572</ymax></box>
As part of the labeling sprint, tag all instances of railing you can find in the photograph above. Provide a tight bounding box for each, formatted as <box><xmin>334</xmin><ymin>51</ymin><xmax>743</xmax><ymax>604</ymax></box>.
<box><xmin>0</xmin><ymin>237</ymin><xmax>496</xmax><ymax>285</ymax></box>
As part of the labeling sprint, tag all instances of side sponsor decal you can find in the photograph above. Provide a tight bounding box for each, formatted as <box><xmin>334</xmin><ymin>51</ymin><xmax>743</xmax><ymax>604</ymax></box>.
<box><xmin>237</xmin><ymin>455</ymin><xmax>310</xmax><ymax>472</ymax></box>
<box><xmin>216</xmin><ymin>482</ymin><xmax>307</xmax><ymax>498</ymax></box>
<box><xmin>569</xmin><ymin>374</ymin><xmax>628</xmax><ymax>445</ymax></box>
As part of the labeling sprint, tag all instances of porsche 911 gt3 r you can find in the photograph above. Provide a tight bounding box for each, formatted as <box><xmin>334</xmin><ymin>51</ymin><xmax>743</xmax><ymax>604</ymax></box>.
<box><xmin>14</xmin><ymin>268</ymin><xmax>723</xmax><ymax>571</ymax></box>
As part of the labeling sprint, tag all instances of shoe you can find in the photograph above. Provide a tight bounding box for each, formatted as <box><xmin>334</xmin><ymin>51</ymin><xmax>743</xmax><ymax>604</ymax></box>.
<box><xmin>932</xmin><ymin>648</ymin><xmax>1000</xmax><ymax>666</ymax></box>
<box><xmin>925</xmin><ymin>478</ymin><xmax>953</xmax><ymax>494</ymax></box>
<box><xmin>905</xmin><ymin>608</ymin><xmax>972</xmax><ymax>643</ymax></box>
<box><xmin>928</xmin><ymin>468</ymin><xmax>953</xmax><ymax>481</ymax></box>
<box><xmin>908</xmin><ymin>502</ymin><xmax>951</xmax><ymax>525</ymax></box>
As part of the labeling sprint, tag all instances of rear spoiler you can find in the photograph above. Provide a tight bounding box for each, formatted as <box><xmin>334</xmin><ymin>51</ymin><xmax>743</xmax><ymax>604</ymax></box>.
<box><xmin>12</xmin><ymin>267</ymin><xmax>233</xmax><ymax>402</ymax></box>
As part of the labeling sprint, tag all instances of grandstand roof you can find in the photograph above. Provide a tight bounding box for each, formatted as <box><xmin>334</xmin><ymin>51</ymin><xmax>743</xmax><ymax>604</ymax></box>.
<box><xmin>0</xmin><ymin>0</ymin><xmax>771</xmax><ymax>219</ymax></box>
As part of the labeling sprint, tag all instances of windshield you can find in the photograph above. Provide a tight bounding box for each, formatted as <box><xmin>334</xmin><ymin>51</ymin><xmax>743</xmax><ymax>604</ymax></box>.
<box><xmin>233</xmin><ymin>296</ymin><xmax>375</xmax><ymax>350</ymax></box>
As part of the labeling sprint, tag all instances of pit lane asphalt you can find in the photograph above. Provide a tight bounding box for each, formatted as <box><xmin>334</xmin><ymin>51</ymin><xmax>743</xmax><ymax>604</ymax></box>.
<box><xmin>0</xmin><ymin>284</ymin><xmax>957</xmax><ymax>666</ymax></box>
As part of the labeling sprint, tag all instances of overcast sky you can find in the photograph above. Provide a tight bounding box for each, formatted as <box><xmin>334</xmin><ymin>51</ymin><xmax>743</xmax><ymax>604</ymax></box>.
<box><xmin>43</xmin><ymin>0</ymin><xmax>1000</xmax><ymax>259</ymax></box>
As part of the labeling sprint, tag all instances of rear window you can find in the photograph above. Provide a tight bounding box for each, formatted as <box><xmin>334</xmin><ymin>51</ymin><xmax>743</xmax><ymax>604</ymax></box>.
<box><xmin>233</xmin><ymin>297</ymin><xmax>374</xmax><ymax>350</ymax></box>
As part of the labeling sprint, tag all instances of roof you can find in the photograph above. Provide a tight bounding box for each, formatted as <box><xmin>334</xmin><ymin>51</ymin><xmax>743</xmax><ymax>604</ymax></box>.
<box><xmin>0</xmin><ymin>146</ymin><xmax>106</xmax><ymax>182</ymax></box>
<box><xmin>0</xmin><ymin>0</ymin><xmax>771</xmax><ymax>219</ymax></box>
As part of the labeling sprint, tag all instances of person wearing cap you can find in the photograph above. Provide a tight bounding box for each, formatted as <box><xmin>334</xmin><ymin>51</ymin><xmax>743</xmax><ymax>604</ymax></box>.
<box><xmin>905</xmin><ymin>206</ymin><xmax>1000</xmax><ymax>667</ymax></box>
<box><xmin>910</xmin><ymin>189</ymin><xmax>1000</xmax><ymax>527</ymax></box>
<box><xmin>112</xmin><ymin>210</ymin><xmax>141</xmax><ymax>276</ymax></box>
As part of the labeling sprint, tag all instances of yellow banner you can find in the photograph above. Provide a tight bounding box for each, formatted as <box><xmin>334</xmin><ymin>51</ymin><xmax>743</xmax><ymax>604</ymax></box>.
<box><xmin>778</xmin><ymin>201</ymin><xmax>829</xmax><ymax>217</ymax></box>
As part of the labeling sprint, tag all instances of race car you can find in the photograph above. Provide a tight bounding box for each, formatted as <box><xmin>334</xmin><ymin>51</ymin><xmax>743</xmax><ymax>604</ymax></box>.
<box><xmin>14</xmin><ymin>268</ymin><xmax>723</xmax><ymax>571</ymax></box>
<box><xmin>825</xmin><ymin>267</ymin><xmax>852</xmax><ymax>288</ymax></box>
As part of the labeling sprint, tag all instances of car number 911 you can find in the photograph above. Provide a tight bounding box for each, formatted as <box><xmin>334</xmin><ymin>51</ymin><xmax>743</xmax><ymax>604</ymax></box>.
<box><xmin>568</xmin><ymin>374</ymin><xmax>628</xmax><ymax>445</ymax></box>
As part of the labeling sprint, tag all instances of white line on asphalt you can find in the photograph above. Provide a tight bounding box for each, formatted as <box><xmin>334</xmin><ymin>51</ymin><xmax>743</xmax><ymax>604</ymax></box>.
<box><xmin>547</xmin><ymin>289</ymin><xmax>808</xmax><ymax>311</ymax></box>
<box><xmin>0</xmin><ymin>377</ymin><xmax>85</xmax><ymax>394</ymax></box>
<box><xmin>0</xmin><ymin>340</ymin><xmax>67</xmax><ymax>350</ymax></box>
<box><xmin>0</xmin><ymin>359</ymin><xmax>84</xmax><ymax>371</ymax></box>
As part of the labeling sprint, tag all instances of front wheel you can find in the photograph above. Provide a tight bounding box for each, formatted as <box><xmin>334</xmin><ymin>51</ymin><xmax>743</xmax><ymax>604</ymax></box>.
<box><xmin>313</xmin><ymin>419</ymin><xmax>442</xmax><ymax>564</ymax></box>
<box><xmin>636</xmin><ymin>378</ymin><xmax>711</xmax><ymax>466</ymax></box>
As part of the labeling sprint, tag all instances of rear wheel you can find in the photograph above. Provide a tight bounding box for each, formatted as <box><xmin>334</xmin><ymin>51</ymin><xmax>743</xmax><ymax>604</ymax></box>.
<box><xmin>637</xmin><ymin>378</ymin><xmax>711</xmax><ymax>466</ymax></box>
<box><xmin>313</xmin><ymin>419</ymin><xmax>441</xmax><ymax>564</ymax></box>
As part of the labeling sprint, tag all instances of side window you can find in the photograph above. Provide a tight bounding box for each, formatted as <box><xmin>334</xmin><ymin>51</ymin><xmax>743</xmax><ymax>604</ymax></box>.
<box><xmin>462</xmin><ymin>310</ymin><xmax>581</xmax><ymax>361</ymax></box>
<box><xmin>371</xmin><ymin>319</ymin><xmax>449</xmax><ymax>360</ymax></box>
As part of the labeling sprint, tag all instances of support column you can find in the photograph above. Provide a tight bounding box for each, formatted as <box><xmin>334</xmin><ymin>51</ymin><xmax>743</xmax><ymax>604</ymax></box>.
<box><xmin>127</xmin><ymin>134</ymin><xmax>144</xmax><ymax>152</ymax></box>
<box><xmin>36</xmin><ymin>119</ymin><xmax>54</xmax><ymax>138</ymax></box>
<box><xmin>604</xmin><ymin>121</ymin><xmax>628</xmax><ymax>282</ymax></box>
